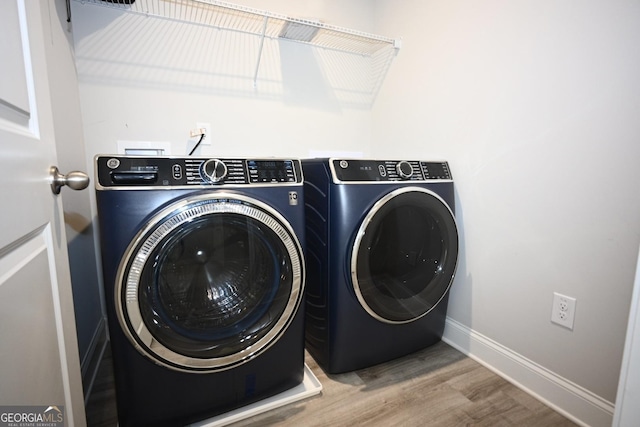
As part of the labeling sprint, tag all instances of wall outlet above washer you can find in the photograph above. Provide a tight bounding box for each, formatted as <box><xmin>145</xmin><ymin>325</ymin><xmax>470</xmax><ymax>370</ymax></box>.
<box><xmin>195</xmin><ymin>122</ymin><xmax>211</xmax><ymax>145</ymax></box>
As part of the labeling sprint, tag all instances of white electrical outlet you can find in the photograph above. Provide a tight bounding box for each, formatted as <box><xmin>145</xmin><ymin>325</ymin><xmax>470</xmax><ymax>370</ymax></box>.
<box><xmin>196</xmin><ymin>122</ymin><xmax>211</xmax><ymax>145</ymax></box>
<box><xmin>551</xmin><ymin>292</ymin><xmax>577</xmax><ymax>330</ymax></box>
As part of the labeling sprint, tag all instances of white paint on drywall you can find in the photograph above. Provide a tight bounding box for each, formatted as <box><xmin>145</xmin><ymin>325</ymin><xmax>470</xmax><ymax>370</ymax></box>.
<box><xmin>373</xmin><ymin>0</ymin><xmax>640</xmax><ymax>406</ymax></box>
<box><xmin>70</xmin><ymin>0</ymin><xmax>378</xmax><ymax>161</ymax></box>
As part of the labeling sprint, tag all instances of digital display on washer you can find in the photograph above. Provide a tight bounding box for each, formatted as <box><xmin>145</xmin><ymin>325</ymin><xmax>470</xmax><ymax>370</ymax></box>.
<box><xmin>247</xmin><ymin>160</ymin><xmax>295</xmax><ymax>183</ymax></box>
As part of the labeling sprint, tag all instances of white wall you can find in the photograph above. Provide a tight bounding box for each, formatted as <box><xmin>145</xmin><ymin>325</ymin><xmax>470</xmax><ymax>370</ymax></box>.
<box><xmin>373</xmin><ymin>0</ymin><xmax>640</xmax><ymax>418</ymax></box>
<box><xmin>71</xmin><ymin>0</ymin><xmax>377</xmax><ymax>160</ymax></box>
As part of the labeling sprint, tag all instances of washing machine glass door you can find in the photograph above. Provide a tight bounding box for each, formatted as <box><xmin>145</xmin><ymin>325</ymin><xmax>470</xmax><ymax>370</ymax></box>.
<box><xmin>352</xmin><ymin>187</ymin><xmax>458</xmax><ymax>324</ymax></box>
<box><xmin>116</xmin><ymin>193</ymin><xmax>304</xmax><ymax>372</ymax></box>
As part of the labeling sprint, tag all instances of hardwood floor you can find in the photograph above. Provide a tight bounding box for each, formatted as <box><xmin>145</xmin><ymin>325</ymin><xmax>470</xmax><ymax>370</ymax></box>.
<box><xmin>86</xmin><ymin>341</ymin><xmax>577</xmax><ymax>427</ymax></box>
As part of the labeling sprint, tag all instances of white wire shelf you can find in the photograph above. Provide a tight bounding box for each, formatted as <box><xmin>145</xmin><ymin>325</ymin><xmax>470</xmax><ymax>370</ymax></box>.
<box><xmin>72</xmin><ymin>0</ymin><xmax>401</xmax><ymax>101</ymax></box>
<box><xmin>75</xmin><ymin>0</ymin><xmax>400</xmax><ymax>55</ymax></box>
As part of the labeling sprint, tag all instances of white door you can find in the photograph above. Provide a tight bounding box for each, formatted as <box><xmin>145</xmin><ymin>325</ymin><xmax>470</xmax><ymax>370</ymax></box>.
<box><xmin>0</xmin><ymin>1</ymin><xmax>86</xmax><ymax>426</ymax></box>
<box><xmin>613</xmin><ymin>246</ymin><xmax>640</xmax><ymax>426</ymax></box>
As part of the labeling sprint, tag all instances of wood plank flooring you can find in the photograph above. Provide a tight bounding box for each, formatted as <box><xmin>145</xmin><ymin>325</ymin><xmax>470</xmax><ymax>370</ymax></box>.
<box><xmin>86</xmin><ymin>341</ymin><xmax>577</xmax><ymax>426</ymax></box>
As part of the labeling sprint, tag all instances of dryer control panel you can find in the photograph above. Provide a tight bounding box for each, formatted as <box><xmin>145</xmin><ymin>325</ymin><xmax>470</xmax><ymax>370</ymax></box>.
<box><xmin>330</xmin><ymin>159</ymin><xmax>452</xmax><ymax>182</ymax></box>
<box><xmin>95</xmin><ymin>156</ymin><xmax>303</xmax><ymax>188</ymax></box>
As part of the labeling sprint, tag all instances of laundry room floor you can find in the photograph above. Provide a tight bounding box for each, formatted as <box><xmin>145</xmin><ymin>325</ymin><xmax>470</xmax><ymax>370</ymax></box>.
<box><xmin>86</xmin><ymin>341</ymin><xmax>577</xmax><ymax>427</ymax></box>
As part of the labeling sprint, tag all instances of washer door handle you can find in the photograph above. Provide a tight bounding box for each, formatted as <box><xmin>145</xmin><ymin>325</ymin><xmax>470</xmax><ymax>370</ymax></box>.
<box><xmin>49</xmin><ymin>166</ymin><xmax>90</xmax><ymax>194</ymax></box>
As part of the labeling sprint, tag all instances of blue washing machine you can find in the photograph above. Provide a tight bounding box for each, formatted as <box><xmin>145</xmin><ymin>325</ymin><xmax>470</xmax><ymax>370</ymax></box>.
<box><xmin>302</xmin><ymin>158</ymin><xmax>459</xmax><ymax>374</ymax></box>
<box><xmin>95</xmin><ymin>156</ymin><xmax>306</xmax><ymax>426</ymax></box>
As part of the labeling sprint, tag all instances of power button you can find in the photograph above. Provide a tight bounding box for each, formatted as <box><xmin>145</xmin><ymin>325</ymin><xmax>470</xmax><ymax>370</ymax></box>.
<box><xmin>172</xmin><ymin>164</ymin><xmax>182</xmax><ymax>180</ymax></box>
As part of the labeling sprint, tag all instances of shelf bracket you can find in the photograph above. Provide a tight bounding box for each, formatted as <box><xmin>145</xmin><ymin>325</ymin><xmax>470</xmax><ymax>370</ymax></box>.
<box><xmin>253</xmin><ymin>15</ymin><xmax>269</xmax><ymax>89</ymax></box>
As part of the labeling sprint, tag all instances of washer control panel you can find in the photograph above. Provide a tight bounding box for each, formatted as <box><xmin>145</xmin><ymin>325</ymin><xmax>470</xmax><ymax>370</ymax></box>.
<box><xmin>331</xmin><ymin>159</ymin><xmax>451</xmax><ymax>182</ymax></box>
<box><xmin>96</xmin><ymin>156</ymin><xmax>302</xmax><ymax>188</ymax></box>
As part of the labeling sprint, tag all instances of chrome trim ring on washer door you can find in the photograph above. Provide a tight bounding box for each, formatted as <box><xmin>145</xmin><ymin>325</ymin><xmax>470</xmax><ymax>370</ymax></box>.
<box><xmin>351</xmin><ymin>187</ymin><xmax>458</xmax><ymax>324</ymax></box>
<box><xmin>115</xmin><ymin>192</ymin><xmax>304</xmax><ymax>373</ymax></box>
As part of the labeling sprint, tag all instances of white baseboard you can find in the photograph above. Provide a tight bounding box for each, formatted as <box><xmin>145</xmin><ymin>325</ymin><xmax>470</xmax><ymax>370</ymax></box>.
<box><xmin>442</xmin><ymin>317</ymin><xmax>614</xmax><ymax>427</ymax></box>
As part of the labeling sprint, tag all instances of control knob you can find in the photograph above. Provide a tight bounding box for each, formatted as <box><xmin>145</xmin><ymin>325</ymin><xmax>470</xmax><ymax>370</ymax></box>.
<box><xmin>201</xmin><ymin>159</ymin><xmax>228</xmax><ymax>183</ymax></box>
<box><xmin>396</xmin><ymin>161</ymin><xmax>414</xmax><ymax>180</ymax></box>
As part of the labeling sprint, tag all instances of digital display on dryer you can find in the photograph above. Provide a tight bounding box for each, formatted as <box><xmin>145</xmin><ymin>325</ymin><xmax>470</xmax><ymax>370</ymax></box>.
<box><xmin>422</xmin><ymin>162</ymin><xmax>451</xmax><ymax>180</ymax></box>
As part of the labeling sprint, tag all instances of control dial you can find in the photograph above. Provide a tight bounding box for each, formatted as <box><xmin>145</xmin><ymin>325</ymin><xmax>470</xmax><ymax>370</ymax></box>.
<box><xmin>396</xmin><ymin>161</ymin><xmax>414</xmax><ymax>180</ymax></box>
<box><xmin>201</xmin><ymin>159</ymin><xmax>228</xmax><ymax>183</ymax></box>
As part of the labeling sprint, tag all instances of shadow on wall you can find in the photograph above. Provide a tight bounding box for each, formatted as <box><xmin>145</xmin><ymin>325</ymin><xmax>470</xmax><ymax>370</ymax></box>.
<box><xmin>71</xmin><ymin>2</ymin><xmax>393</xmax><ymax>109</ymax></box>
<box><xmin>443</xmin><ymin>184</ymin><xmax>473</xmax><ymax>348</ymax></box>
<box><xmin>65</xmin><ymin>220</ymin><xmax>104</xmax><ymax>392</ymax></box>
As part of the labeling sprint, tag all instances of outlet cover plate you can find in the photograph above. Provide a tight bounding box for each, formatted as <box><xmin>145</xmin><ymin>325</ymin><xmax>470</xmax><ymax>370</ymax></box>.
<box><xmin>196</xmin><ymin>122</ymin><xmax>211</xmax><ymax>145</ymax></box>
<box><xmin>551</xmin><ymin>292</ymin><xmax>577</xmax><ymax>330</ymax></box>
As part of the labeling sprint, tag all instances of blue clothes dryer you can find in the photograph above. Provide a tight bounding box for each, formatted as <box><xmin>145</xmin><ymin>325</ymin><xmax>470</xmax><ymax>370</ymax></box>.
<box><xmin>302</xmin><ymin>158</ymin><xmax>459</xmax><ymax>374</ymax></box>
<box><xmin>95</xmin><ymin>156</ymin><xmax>306</xmax><ymax>426</ymax></box>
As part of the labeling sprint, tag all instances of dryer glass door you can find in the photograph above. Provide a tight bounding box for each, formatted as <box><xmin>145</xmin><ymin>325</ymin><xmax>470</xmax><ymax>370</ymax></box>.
<box><xmin>116</xmin><ymin>194</ymin><xmax>304</xmax><ymax>372</ymax></box>
<box><xmin>351</xmin><ymin>187</ymin><xmax>458</xmax><ymax>324</ymax></box>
